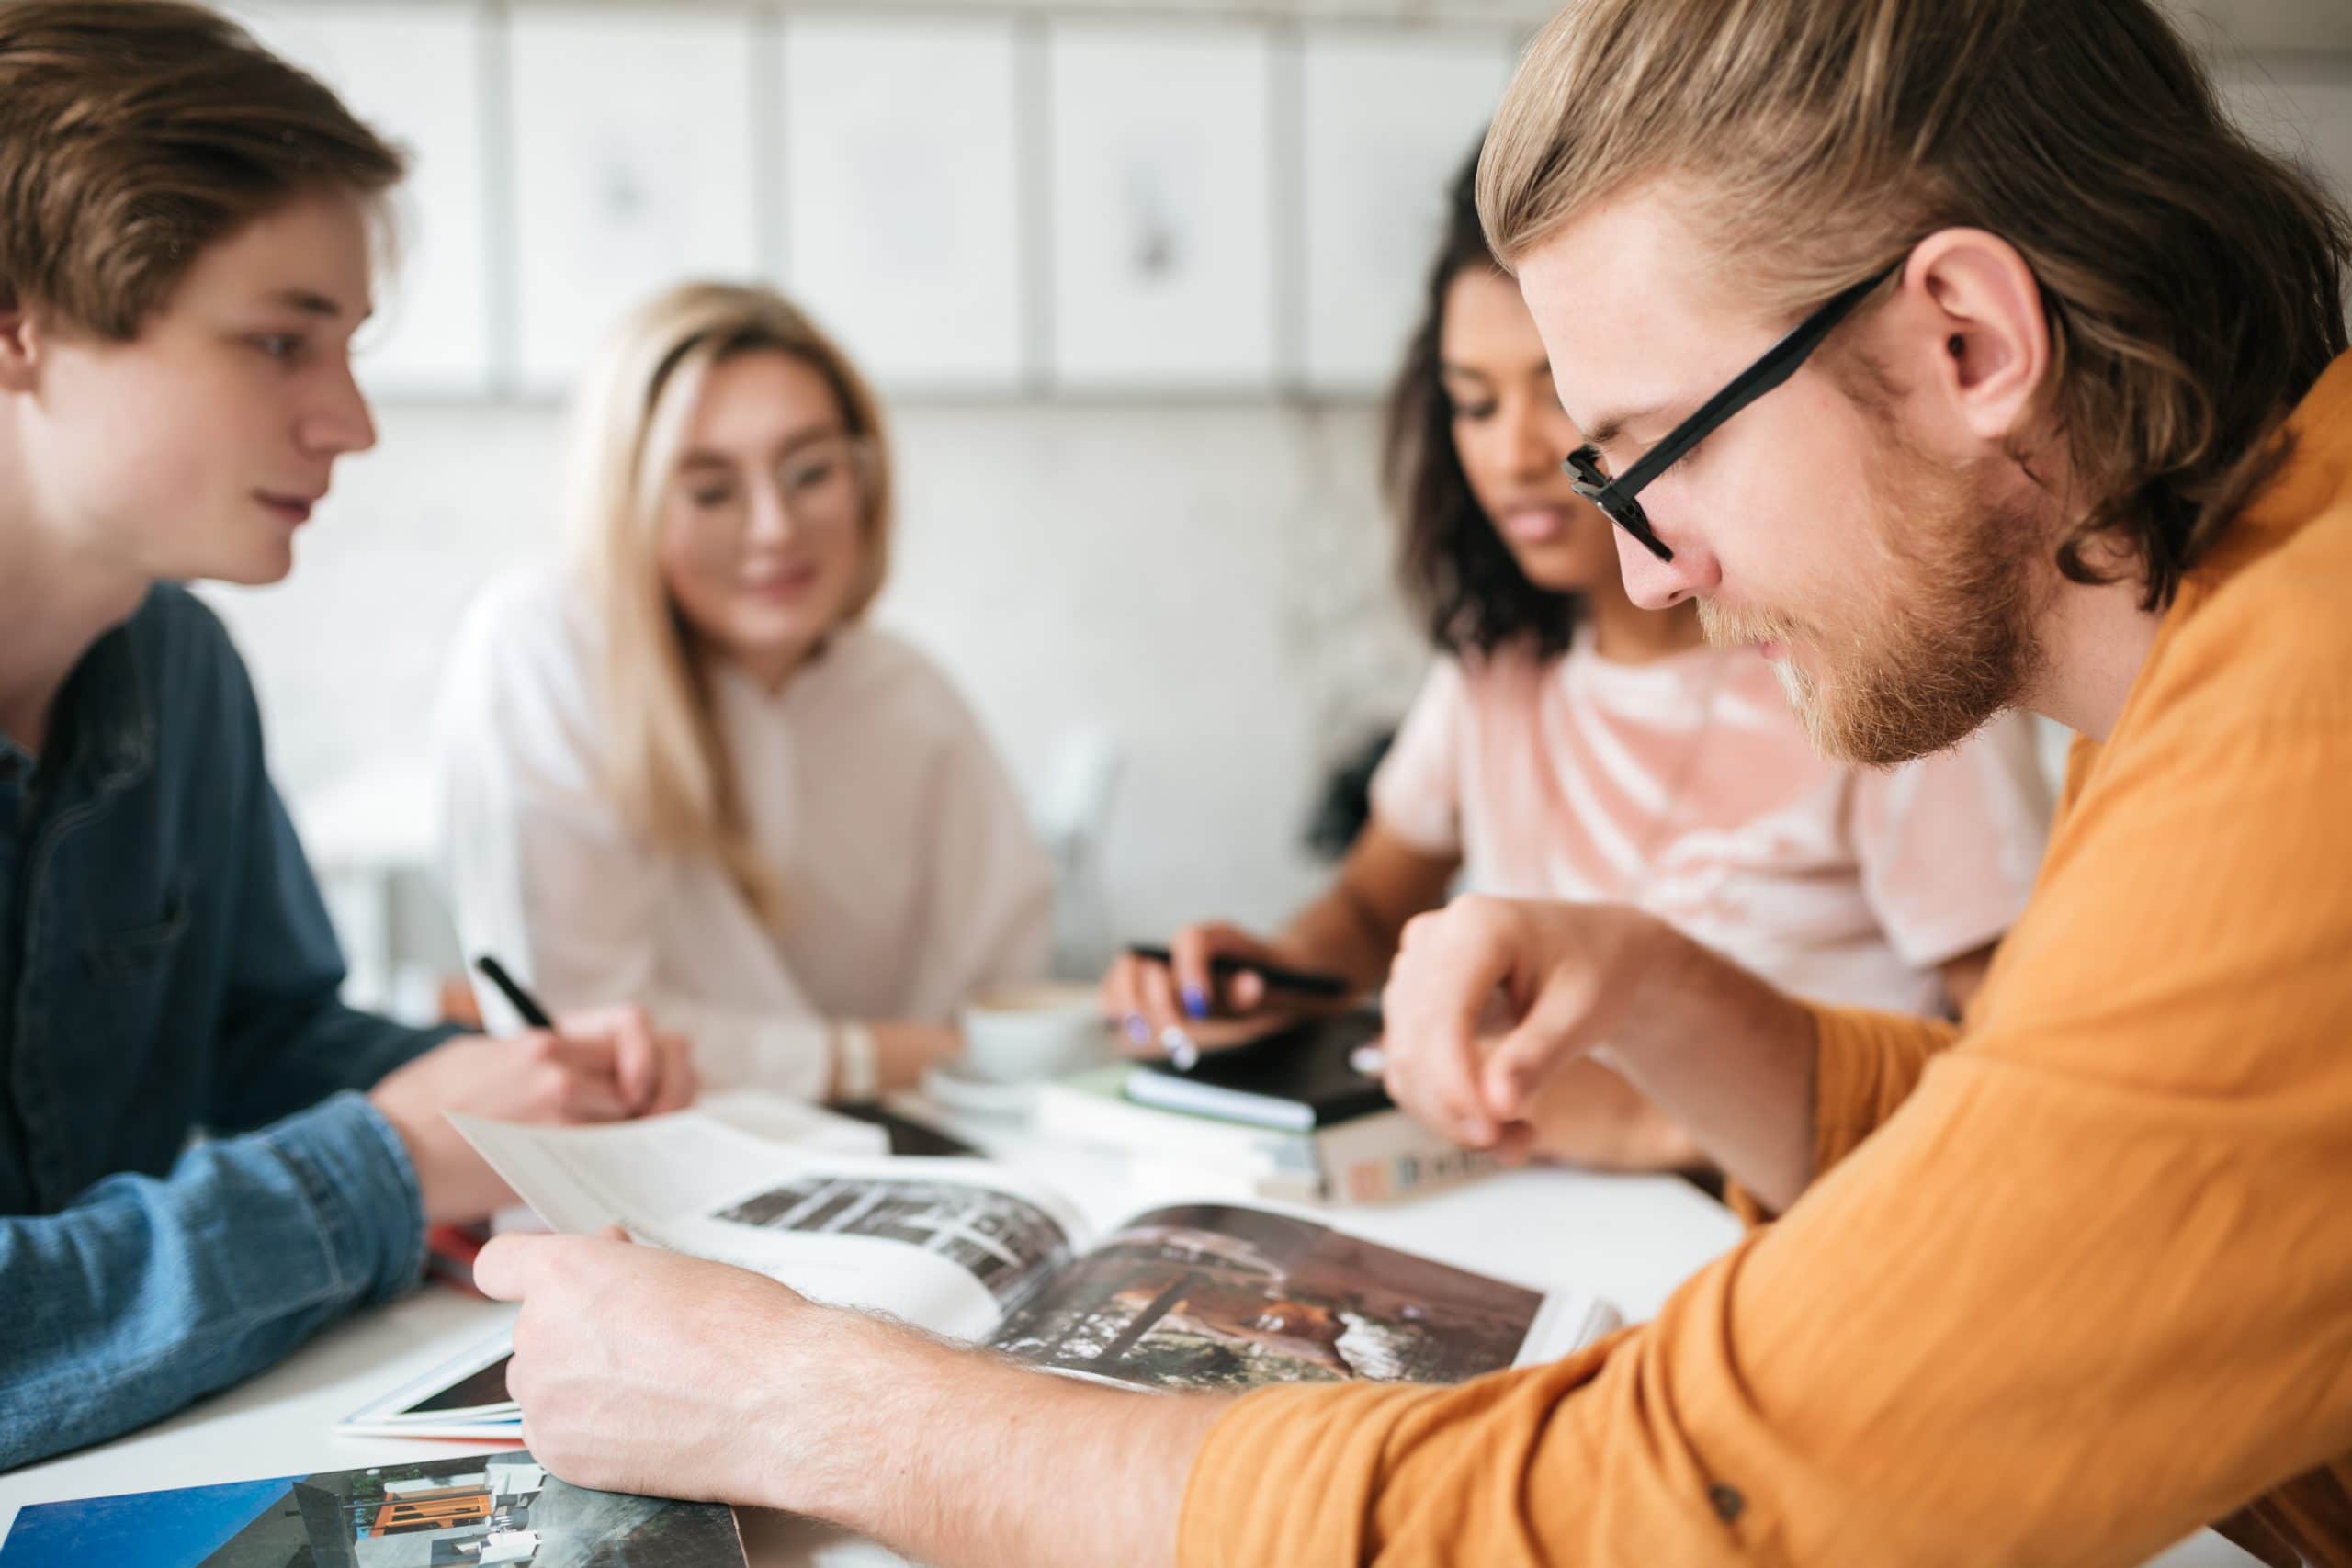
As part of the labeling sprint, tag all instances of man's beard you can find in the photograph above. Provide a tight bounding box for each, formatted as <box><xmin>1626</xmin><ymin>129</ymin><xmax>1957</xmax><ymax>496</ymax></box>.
<box><xmin>1700</xmin><ymin>441</ymin><xmax>2047</xmax><ymax>768</ymax></box>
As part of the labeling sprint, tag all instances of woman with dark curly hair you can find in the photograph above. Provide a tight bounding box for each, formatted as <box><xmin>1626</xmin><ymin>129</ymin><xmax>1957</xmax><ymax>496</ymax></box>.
<box><xmin>1105</xmin><ymin>148</ymin><xmax>2052</xmax><ymax>1169</ymax></box>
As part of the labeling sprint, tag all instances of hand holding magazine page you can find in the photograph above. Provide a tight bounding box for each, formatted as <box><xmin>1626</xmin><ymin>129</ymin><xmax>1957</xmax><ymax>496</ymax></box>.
<box><xmin>337</xmin><ymin>1093</ymin><xmax>893</xmax><ymax>1442</ymax></box>
<box><xmin>422</xmin><ymin>1102</ymin><xmax>1618</xmax><ymax>1405</ymax></box>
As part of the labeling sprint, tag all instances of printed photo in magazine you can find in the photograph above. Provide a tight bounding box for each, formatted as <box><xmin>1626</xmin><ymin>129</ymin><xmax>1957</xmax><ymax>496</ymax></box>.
<box><xmin>0</xmin><ymin>1449</ymin><xmax>743</xmax><ymax>1567</ymax></box>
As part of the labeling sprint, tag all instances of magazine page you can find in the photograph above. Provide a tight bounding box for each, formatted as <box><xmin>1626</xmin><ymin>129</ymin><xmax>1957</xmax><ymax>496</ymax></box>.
<box><xmin>985</xmin><ymin>1201</ymin><xmax>1611</xmax><ymax>1393</ymax></box>
<box><xmin>453</xmin><ymin>1111</ymin><xmax>1091</xmax><ymax>1341</ymax></box>
<box><xmin>0</xmin><ymin>1449</ymin><xmax>743</xmax><ymax>1567</ymax></box>
<box><xmin>446</xmin><ymin>1091</ymin><xmax>888</xmax><ymax>1235</ymax></box>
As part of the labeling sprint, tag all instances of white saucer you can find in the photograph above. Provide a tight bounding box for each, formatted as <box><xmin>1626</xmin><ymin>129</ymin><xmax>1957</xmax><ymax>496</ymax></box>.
<box><xmin>920</xmin><ymin>1060</ymin><xmax>1042</xmax><ymax>1119</ymax></box>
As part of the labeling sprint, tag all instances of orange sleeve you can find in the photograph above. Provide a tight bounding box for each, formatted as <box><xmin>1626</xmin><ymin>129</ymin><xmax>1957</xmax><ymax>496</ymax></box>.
<box><xmin>1803</xmin><ymin>1003</ymin><xmax>1958</xmax><ymax>1174</ymax></box>
<box><xmin>1178</xmin><ymin>709</ymin><xmax>2352</xmax><ymax>1567</ymax></box>
<box><xmin>1720</xmin><ymin>1003</ymin><xmax>1957</xmax><ymax>1224</ymax></box>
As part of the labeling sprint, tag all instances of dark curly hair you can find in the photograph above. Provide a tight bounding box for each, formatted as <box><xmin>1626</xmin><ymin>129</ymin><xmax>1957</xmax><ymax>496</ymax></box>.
<box><xmin>1386</xmin><ymin>141</ymin><xmax>1577</xmax><ymax>661</ymax></box>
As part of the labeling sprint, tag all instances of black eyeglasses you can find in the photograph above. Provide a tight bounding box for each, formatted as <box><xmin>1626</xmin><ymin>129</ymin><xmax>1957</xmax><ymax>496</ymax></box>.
<box><xmin>1566</xmin><ymin>261</ymin><xmax>1901</xmax><ymax>562</ymax></box>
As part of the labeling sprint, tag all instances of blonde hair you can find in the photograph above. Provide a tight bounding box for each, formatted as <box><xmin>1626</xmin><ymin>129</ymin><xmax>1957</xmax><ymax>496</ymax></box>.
<box><xmin>1477</xmin><ymin>0</ymin><xmax>2347</xmax><ymax>610</ymax></box>
<box><xmin>567</xmin><ymin>280</ymin><xmax>896</xmax><ymax>929</ymax></box>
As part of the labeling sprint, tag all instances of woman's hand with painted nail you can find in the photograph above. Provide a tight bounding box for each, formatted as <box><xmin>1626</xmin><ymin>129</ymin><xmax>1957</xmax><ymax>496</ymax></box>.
<box><xmin>1099</xmin><ymin>921</ymin><xmax>1303</xmax><ymax>1060</ymax></box>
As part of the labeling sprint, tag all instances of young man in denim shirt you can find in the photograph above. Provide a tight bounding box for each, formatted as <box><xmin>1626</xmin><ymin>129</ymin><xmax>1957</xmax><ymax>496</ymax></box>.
<box><xmin>0</xmin><ymin>1</ymin><xmax>696</xmax><ymax>1469</ymax></box>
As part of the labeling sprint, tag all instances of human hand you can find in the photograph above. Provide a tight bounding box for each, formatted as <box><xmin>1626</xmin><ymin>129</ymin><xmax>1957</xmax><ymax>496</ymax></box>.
<box><xmin>370</xmin><ymin>1004</ymin><xmax>696</xmax><ymax>1224</ymax></box>
<box><xmin>1100</xmin><ymin>923</ymin><xmax>1327</xmax><ymax>1058</ymax></box>
<box><xmin>474</xmin><ymin>1231</ymin><xmax>915</xmax><ymax>1519</ymax></box>
<box><xmin>1518</xmin><ymin>1055</ymin><xmax>1703</xmax><ymax>1172</ymax></box>
<box><xmin>550</xmin><ymin>1001</ymin><xmax>698</xmax><ymax>1118</ymax></box>
<box><xmin>1377</xmin><ymin>895</ymin><xmax>1668</xmax><ymax>1151</ymax></box>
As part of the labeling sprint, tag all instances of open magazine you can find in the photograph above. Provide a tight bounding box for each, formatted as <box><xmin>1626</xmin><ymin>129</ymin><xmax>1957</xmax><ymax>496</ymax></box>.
<box><xmin>345</xmin><ymin>1105</ymin><xmax>1618</xmax><ymax>1438</ymax></box>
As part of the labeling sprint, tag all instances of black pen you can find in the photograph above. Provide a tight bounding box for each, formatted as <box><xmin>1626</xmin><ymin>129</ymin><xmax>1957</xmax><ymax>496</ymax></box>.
<box><xmin>1124</xmin><ymin>944</ymin><xmax>1351</xmax><ymax>1000</ymax></box>
<box><xmin>474</xmin><ymin>953</ymin><xmax>555</xmax><ymax>1031</ymax></box>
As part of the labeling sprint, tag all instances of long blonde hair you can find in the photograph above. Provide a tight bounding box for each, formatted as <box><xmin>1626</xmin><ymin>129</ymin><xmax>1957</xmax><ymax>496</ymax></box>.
<box><xmin>567</xmin><ymin>280</ymin><xmax>896</xmax><ymax>930</ymax></box>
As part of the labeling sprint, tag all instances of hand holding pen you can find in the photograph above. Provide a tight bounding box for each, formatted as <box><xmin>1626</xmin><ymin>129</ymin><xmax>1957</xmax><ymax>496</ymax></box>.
<box><xmin>473</xmin><ymin>954</ymin><xmax>698</xmax><ymax>1117</ymax></box>
<box><xmin>1099</xmin><ymin>924</ymin><xmax>1353</xmax><ymax>1069</ymax></box>
<box><xmin>364</xmin><ymin>957</ymin><xmax>700</xmax><ymax>1228</ymax></box>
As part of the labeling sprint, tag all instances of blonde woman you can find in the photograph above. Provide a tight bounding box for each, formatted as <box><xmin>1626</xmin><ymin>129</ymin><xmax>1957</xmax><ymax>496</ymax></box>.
<box><xmin>437</xmin><ymin>282</ymin><xmax>1053</xmax><ymax>1100</ymax></box>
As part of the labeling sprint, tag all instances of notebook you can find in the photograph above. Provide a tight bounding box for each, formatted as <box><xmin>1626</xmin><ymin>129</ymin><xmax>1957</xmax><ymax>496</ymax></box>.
<box><xmin>1125</xmin><ymin>1010</ymin><xmax>1391</xmax><ymax>1131</ymax></box>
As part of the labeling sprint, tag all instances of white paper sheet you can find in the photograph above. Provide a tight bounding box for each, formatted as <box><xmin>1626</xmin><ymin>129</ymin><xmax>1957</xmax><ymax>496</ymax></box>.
<box><xmin>451</xmin><ymin>1104</ymin><xmax>1084</xmax><ymax>1340</ymax></box>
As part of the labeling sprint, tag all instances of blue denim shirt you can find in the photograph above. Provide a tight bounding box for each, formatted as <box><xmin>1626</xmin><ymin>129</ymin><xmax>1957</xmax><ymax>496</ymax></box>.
<box><xmin>0</xmin><ymin>585</ymin><xmax>457</xmax><ymax>1469</ymax></box>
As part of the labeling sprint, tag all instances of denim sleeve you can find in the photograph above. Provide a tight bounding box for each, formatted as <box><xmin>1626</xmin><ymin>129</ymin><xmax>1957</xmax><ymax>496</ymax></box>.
<box><xmin>0</xmin><ymin>1092</ymin><xmax>425</xmax><ymax>1470</ymax></box>
<box><xmin>206</xmin><ymin>690</ymin><xmax>458</xmax><ymax>1134</ymax></box>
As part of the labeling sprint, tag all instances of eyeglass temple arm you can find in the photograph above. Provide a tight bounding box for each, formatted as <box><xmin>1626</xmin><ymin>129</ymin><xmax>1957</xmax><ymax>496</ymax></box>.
<box><xmin>1613</xmin><ymin>263</ymin><xmax>1899</xmax><ymax>496</ymax></box>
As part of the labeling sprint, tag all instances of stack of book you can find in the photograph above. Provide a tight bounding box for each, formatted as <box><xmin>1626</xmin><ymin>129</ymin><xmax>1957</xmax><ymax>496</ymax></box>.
<box><xmin>1035</xmin><ymin>1013</ymin><xmax>1498</xmax><ymax>1204</ymax></box>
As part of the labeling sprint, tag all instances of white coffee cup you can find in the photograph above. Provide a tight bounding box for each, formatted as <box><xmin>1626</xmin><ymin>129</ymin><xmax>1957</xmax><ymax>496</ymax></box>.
<box><xmin>957</xmin><ymin>981</ymin><xmax>1107</xmax><ymax>1085</ymax></box>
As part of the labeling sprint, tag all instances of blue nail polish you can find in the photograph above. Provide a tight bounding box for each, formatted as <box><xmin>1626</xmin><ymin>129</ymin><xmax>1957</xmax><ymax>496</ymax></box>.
<box><xmin>1182</xmin><ymin>985</ymin><xmax>1209</xmax><ymax>1020</ymax></box>
<box><xmin>1125</xmin><ymin>1014</ymin><xmax>1150</xmax><ymax>1046</ymax></box>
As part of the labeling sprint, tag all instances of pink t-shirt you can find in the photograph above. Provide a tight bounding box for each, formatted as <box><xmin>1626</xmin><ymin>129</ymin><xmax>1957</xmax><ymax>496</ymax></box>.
<box><xmin>1369</xmin><ymin>632</ymin><xmax>2052</xmax><ymax>1015</ymax></box>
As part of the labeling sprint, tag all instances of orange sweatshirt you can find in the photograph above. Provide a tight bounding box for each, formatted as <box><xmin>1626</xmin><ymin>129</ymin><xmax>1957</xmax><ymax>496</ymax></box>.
<box><xmin>1180</xmin><ymin>355</ymin><xmax>2352</xmax><ymax>1567</ymax></box>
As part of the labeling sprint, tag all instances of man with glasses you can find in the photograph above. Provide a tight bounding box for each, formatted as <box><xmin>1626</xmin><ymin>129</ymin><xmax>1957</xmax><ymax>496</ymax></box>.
<box><xmin>473</xmin><ymin>1</ymin><xmax>2352</xmax><ymax>1562</ymax></box>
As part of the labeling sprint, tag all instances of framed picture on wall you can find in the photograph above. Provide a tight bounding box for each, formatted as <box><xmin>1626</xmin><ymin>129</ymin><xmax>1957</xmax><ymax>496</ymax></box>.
<box><xmin>232</xmin><ymin>1</ymin><xmax>495</xmax><ymax>398</ymax></box>
<box><xmin>779</xmin><ymin>17</ymin><xmax>1026</xmax><ymax>392</ymax></box>
<box><xmin>1046</xmin><ymin>22</ymin><xmax>1279</xmax><ymax>392</ymax></box>
<box><xmin>1300</xmin><ymin>28</ymin><xmax>1515</xmax><ymax>394</ymax></box>
<box><xmin>508</xmin><ymin>6</ymin><xmax>761</xmax><ymax>394</ymax></box>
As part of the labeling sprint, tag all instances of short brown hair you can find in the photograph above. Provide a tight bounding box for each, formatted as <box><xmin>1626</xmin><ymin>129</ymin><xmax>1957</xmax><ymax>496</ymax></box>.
<box><xmin>1478</xmin><ymin>0</ymin><xmax>2349</xmax><ymax>610</ymax></box>
<box><xmin>0</xmin><ymin>0</ymin><xmax>404</xmax><ymax>339</ymax></box>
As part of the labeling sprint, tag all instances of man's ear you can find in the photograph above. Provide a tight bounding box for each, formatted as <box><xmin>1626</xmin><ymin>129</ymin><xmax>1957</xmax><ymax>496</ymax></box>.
<box><xmin>0</xmin><ymin>283</ymin><xmax>41</xmax><ymax>395</ymax></box>
<box><xmin>1902</xmin><ymin>229</ymin><xmax>2050</xmax><ymax>451</ymax></box>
